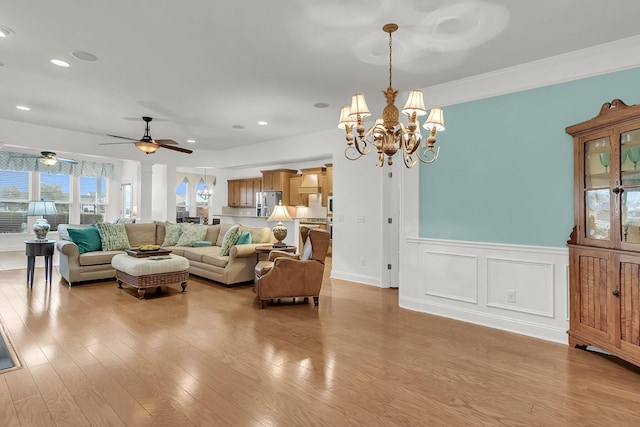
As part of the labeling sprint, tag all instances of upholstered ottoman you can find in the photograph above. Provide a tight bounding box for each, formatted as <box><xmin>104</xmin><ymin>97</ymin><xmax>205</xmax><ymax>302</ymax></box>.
<box><xmin>111</xmin><ymin>254</ymin><xmax>189</xmax><ymax>299</ymax></box>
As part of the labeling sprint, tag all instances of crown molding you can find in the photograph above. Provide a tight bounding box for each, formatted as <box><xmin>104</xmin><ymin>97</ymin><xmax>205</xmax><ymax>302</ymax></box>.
<box><xmin>425</xmin><ymin>34</ymin><xmax>640</xmax><ymax>107</ymax></box>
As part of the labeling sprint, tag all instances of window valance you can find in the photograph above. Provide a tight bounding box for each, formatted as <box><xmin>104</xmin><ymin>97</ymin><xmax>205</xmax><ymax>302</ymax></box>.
<box><xmin>0</xmin><ymin>151</ymin><xmax>115</xmax><ymax>179</ymax></box>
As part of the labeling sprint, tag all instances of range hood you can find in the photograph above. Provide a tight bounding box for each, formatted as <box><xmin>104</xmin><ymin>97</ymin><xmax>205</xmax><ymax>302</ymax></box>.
<box><xmin>299</xmin><ymin>173</ymin><xmax>321</xmax><ymax>194</ymax></box>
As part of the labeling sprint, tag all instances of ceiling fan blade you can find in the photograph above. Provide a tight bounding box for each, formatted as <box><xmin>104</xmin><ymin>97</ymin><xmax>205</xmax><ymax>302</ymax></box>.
<box><xmin>57</xmin><ymin>157</ymin><xmax>78</xmax><ymax>164</ymax></box>
<box><xmin>107</xmin><ymin>134</ymin><xmax>138</xmax><ymax>141</ymax></box>
<box><xmin>159</xmin><ymin>144</ymin><xmax>193</xmax><ymax>154</ymax></box>
<box><xmin>99</xmin><ymin>141</ymin><xmax>136</xmax><ymax>146</ymax></box>
<box><xmin>154</xmin><ymin>139</ymin><xmax>178</xmax><ymax>145</ymax></box>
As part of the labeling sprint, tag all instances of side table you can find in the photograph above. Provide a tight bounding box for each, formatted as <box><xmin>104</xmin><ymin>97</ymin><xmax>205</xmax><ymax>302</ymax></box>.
<box><xmin>255</xmin><ymin>244</ymin><xmax>296</xmax><ymax>263</ymax></box>
<box><xmin>25</xmin><ymin>239</ymin><xmax>55</xmax><ymax>288</ymax></box>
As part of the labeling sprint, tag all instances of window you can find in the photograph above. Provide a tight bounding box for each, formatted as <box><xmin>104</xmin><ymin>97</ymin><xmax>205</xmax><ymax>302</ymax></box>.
<box><xmin>80</xmin><ymin>176</ymin><xmax>108</xmax><ymax>224</ymax></box>
<box><xmin>40</xmin><ymin>172</ymin><xmax>70</xmax><ymax>231</ymax></box>
<box><xmin>195</xmin><ymin>177</ymin><xmax>209</xmax><ymax>220</ymax></box>
<box><xmin>0</xmin><ymin>170</ymin><xmax>29</xmax><ymax>233</ymax></box>
<box><xmin>176</xmin><ymin>177</ymin><xmax>189</xmax><ymax>221</ymax></box>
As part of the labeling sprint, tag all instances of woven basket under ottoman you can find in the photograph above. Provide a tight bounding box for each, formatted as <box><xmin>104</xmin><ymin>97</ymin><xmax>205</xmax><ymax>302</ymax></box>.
<box><xmin>111</xmin><ymin>253</ymin><xmax>189</xmax><ymax>300</ymax></box>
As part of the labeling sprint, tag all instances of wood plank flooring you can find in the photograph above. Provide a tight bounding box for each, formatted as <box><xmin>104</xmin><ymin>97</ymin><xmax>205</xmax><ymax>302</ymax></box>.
<box><xmin>1</xmin><ymin>258</ymin><xmax>640</xmax><ymax>426</ymax></box>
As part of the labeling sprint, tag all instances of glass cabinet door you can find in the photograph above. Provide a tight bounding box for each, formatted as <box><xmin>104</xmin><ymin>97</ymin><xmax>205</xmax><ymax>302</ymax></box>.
<box><xmin>584</xmin><ymin>137</ymin><xmax>611</xmax><ymax>241</ymax></box>
<box><xmin>621</xmin><ymin>129</ymin><xmax>640</xmax><ymax>244</ymax></box>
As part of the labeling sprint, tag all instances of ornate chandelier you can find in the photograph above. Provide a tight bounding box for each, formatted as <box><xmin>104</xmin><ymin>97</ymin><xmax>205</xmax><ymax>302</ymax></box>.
<box><xmin>338</xmin><ymin>23</ymin><xmax>445</xmax><ymax>168</ymax></box>
<box><xmin>197</xmin><ymin>169</ymin><xmax>213</xmax><ymax>201</ymax></box>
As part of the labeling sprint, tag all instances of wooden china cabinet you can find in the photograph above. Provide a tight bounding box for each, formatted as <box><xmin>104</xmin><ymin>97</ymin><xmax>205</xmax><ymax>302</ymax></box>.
<box><xmin>566</xmin><ymin>99</ymin><xmax>640</xmax><ymax>366</ymax></box>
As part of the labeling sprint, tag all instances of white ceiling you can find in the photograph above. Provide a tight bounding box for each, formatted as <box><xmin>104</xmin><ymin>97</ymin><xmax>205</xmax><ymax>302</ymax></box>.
<box><xmin>2</xmin><ymin>0</ymin><xmax>640</xmax><ymax>160</ymax></box>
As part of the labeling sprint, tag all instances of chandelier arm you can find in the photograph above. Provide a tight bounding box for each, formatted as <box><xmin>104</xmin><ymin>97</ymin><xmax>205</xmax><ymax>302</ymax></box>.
<box><xmin>345</xmin><ymin>146</ymin><xmax>364</xmax><ymax>161</ymax></box>
<box><xmin>416</xmin><ymin>146</ymin><xmax>440</xmax><ymax>164</ymax></box>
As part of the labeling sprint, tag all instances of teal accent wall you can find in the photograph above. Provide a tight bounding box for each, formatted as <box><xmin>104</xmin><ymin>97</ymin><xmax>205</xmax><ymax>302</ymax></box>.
<box><xmin>420</xmin><ymin>67</ymin><xmax>640</xmax><ymax>247</ymax></box>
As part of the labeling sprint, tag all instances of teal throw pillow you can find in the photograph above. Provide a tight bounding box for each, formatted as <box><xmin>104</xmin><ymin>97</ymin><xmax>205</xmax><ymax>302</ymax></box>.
<box><xmin>176</xmin><ymin>223</ymin><xmax>208</xmax><ymax>247</ymax></box>
<box><xmin>236</xmin><ymin>230</ymin><xmax>252</xmax><ymax>245</ymax></box>
<box><xmin>68</xmin><ymin>225</ymin><xmax>102</xmax><ymax>254</ymax></box>
<box><xmin>220</xmin><ymin>224</ymin><xmax>241</xmax><ymax>256</ymax></box>
<box><xmin>192</xmin><ymin>240</ymin><xmax>213</xmax><ymax>247</ymax></box>
<box><xmin>95</xmin><ymin>222</ymin><xmax>130</xmax><ymax>251</ymax></box>
<box><xmin>162</xmin><ymin>222</ymin><xmax>182</xmax><ymax>246</ymax></box>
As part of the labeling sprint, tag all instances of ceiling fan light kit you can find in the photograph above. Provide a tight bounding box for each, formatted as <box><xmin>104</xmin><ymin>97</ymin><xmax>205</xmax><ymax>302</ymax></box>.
<box><xmin>102</xmin><ymin>116</ymin><xmax>193</xmax><ymax>155</ymax></box>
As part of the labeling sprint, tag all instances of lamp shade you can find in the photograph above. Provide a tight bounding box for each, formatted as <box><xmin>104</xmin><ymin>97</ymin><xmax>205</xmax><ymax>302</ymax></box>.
<box><xmin>27</xmin><ymin>200</ymin><xmax>57</xmax><ymax>216</ymax></box>
<box><xmin>423</xmin><ymin>108</ymin><xmax>445</xmax><ymax>132</ymax></box>
<box><xmin>402</xmin><ymin>90</ymin><xmax>427</xmax><ymax>116</ymax></box>
<box><xmin>338</xmin><ymin>106</ymin><xmax>356</xmax><ymax>129</ymax></box>
<box><xmin>135</xmin><ymin>141</ymin><xmax>159</xmax><ymax>154</ymax></box>
<box><xmin>267</xmin><ymin>203</ymin><xmax>293</xmax><ymax>223</ymax></box>
<box><xmin>40</xmin><ymin>157</ymin><xmax>58</xmax><ymax>166</ymax></box>
<box><xmin>349</xmin><ymin>94</ymin><xmax>371</xmax><ymax>118</ymax></box>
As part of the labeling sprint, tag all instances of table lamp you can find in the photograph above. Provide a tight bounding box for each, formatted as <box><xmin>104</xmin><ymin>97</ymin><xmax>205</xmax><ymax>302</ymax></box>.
<box><xmin>27</xmin><ymin>200</ymin><xmax>57</xmax><ymax>241</ymax></box>
<box><xmin>267</xmin><ymin>201</ymin><xmax>293</xmax><ymax>248</ymax></box>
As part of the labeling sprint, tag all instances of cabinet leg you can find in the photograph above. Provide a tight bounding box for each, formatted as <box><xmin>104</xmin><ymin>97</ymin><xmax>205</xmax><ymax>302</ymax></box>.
<box><xmin>568</xmin><ymin>335</ymin><xmax>589</xmax><ymax>349</ymax></box>
<box><xmin>137</xmin><ymin>288</ymin><xmax>146</xmax><ymax>300</ymax></box>
<box><xmin>181</xmin><ymin>282</ymin><xmax>188</xmax><ymax>293</ymax></box>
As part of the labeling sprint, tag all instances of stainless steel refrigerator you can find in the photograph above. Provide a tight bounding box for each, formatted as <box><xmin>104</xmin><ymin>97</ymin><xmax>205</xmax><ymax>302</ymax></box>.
<box><xmin>255</xmin><ymin>191</ymin><xmax>282</xmax><ymax>217</ymax></box>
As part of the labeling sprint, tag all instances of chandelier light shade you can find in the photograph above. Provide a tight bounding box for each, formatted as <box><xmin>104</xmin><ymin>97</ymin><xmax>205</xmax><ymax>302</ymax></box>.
<box><xmin>40</xmin><ymin>157</ymin><xmax>57</xmax><ymax>166</ymax></box>
<box><xmin>338</xmin><ymin>23</ymin><xmax>446</xmax><ymax>168</ymax></box>
<box><xmin>27</xmin><ymin>199</ymin><xmax>57</xmax><ymax>240</ymax></box>
<box><xmin>267</xmin><ymin>201</ymin><xmax>293</xmax><ymax>248</ymax></box>
<box><xmin>197</xmin><ymin>169</ymin><xmax>213</xmax><ymax>201</ymax></box>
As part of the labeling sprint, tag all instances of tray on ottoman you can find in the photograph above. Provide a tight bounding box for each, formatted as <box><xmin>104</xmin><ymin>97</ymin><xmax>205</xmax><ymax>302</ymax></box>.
<box><xmin>126</xmin><ymin>247</ymin><xmax>172</xmax><ymax>258</ymax></box>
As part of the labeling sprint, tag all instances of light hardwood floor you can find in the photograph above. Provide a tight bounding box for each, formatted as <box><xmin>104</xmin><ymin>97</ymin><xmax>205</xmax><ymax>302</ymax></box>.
<box><xmin>1</xmin><ymin>257</ymin><xmax>640</xmax><ymax>426</ymax></box>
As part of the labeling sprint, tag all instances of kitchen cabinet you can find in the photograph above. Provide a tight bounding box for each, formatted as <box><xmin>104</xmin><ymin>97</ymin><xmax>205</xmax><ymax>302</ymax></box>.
<box><xmin>261</xmin><ymin>169</ymin><xmax>297</xmax><ymax>205</ymax></box>
<box><xmin>228</xmin><ymin>177</ymin><xmax>262</xmax><ymax>207</ymax></box>
<box><xmin>323</xmin><ymin>163</ymin><xmax>333</xmax><ymax>207</ymax></box>
<box><xmin>289</xmin><ymin>175</ymin><xmax>308</xmax><ymax>206</ymax></box>
<box><xmin>566</xmin><ymin>99</ymin><xmax>640</xmax><ymax>366</ymax></box>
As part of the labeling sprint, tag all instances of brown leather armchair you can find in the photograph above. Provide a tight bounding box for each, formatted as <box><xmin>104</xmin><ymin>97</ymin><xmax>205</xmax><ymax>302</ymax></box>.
<box><xmin>254</xmin><ymin>228</ymin><xmax>331</xmax><ymax>309</ymax></box>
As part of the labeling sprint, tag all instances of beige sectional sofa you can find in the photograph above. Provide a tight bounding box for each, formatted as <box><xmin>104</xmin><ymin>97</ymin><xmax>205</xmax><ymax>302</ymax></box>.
<box><xmin>56</xmin><ymin>222</ymin><xmax>274</xmax><ymax>286</ymax></box>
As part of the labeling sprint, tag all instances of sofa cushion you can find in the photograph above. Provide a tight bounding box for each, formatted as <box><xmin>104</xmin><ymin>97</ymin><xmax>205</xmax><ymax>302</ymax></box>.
<box><xmin>201</xmin><ymin>246</ymin><xmax>229</xmax><ymax>268</ymax></box>
<box><xmin>68</xmin><ymin>225</ymin><xmax>102</xmax><ymax>254</ymax></box>
<box><xmin>95</xmin><ymin>223</ymin><xmax>131</xmax><ymax>251</ymax></box>
<box><xmin>236</xmin><ymin>230</ymin><xmax>252</xmax><ymax>245</ymax></box>
<box><xmin>125</xmin><ymin>223</ymin><xmax>157</xmax><ymax>247</ymax></box>
<box><xmin>245</xmin><ymin>226</ymin><xmax>272</xmax><ymax>244</ymax></box>
<box><xmin>177</xmin><ymin>224</ymin><xmax>208</xmax><ymax>246</ymax></box>
<box><xmin>58</xmin><ymin>223</ymin><xmax>91</xmax><ymax>241</ymax></box>
<box><xmin>162</xmin><ymin>222</ymin><xmax>181</xmax><ymax>246</ymax></box>
<box><xmin>220</xmin><ymin>224</ymin><xmax>241</xmax><ymax>256</ymax></box>
<box><xmin>79</xmin><ymin>250</ymin><xmax>124</xmax><ymax>266</ymax></box>
<box><xmin>205</xmin><ymin>224</ymin><xmax>221</xmax><ymax>245</ymax></box>
<box><xmin>192</xmin><ymin>240</ymin><xmax>212</xmax><ymax>247</ymax></box>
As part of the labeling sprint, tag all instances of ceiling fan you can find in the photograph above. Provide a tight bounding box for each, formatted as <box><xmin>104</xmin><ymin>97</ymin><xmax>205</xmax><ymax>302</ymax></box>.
<box><xmin>101</xmin><ymin>116</ymin><xmax>193</xmax><ymax>155</ymax></box>
<box><xmin>13</xmin><ymin>151</ymin><xmax>78</xmax><ymax>165</ymax></box>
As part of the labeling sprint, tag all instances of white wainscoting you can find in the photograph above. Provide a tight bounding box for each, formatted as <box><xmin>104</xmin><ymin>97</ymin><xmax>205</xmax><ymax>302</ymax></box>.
<box><xmin>400</xmin><ymin>238</ymin><xmax>570</xmax><ymax>344</ymax></box>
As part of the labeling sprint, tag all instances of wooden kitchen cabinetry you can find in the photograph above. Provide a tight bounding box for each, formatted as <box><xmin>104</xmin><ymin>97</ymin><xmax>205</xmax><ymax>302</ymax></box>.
<box><xmin>261</xmin><ymin>169</ymin><xmax>297</xmax><ymax>205</ymax></box>
<box><xmin>227</xmin><ymin>177</ymin><xmax>262</xmax><ymax>207</ymax></box>
<box><xmin>566</xmin><ymin>99</ymin><xmax>640</xmax><ymax>366</ymax></box>
<box><xmin>289</xmin><ymin>175</ymin><xmax>307</xmax><ymax>206</ymax></box>
<box><xmin>323</xmin><ymin>163</ymin><xmax>333</xmax><ymax>206</ymax></box>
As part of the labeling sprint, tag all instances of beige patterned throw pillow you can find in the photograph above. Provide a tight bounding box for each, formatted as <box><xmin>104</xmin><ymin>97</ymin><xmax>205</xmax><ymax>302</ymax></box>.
<box><xmin>95</xmin><ymin>222</ymin><xmax>130</xmax><ymax>251</ymax></box>
<box><xmin>220</xmin><ymin>224</ymin><xmax>241</xmax><ymax>256</ymax></box>
<box><xmin>162</xmin><ymin>222</ymin><xmax>182</xmax><ymax>246</ymax></box>
<box><xmin>176</xmin><ymin>223</ymin><xmax>208</xmax><ymax>247</ymax></box>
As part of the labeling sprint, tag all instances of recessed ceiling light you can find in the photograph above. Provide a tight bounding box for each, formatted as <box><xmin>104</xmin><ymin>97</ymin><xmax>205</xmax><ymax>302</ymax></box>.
<box><xmin>186</xmin><ymin>139</ymin><xmax>196</xmax><ymax>143</ymax></box>
<box><xmin>314</xmin><ymin>102</ymin><xmax>329</xmax><ymax>108</ymax></box>
<box><xmin>0</xmin><ymin>25</ymin><xmax>15</xmax><ymax>38</ymax></box>
<box><xmin>16</xmin><ymin>105</ymin><xmax>30</xmax><ymax>111</ymax></box>
<box><xmin>71</xmin><ymin>50</ymin><xmax>98</xmax><ymax>62</ymax></box>
<box><xmin>258</xmin><ymin>121</ymin><xmax>268</xmax><ymax>126</ymax></box>
<box><xmin>232</xmin><ymin>124</ymin><xmax>245</xmax><ymax>129</ymax></box>
<box><xmin>51</xmin><ymin>59</ymin><xmax>70</xmax><ymax>67</ymax></box>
